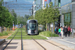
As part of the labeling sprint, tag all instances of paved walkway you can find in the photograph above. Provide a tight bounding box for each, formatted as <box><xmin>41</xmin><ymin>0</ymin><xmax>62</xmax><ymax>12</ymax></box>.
<box><xmin>1</xmin><ymin>39</ymin><xmax>73</xmax><ymax>50</ymax></box>
<box><xmin>48</xmin><ymin>37</ymin><xmax>75</xmax><ymax>50</ymax></box>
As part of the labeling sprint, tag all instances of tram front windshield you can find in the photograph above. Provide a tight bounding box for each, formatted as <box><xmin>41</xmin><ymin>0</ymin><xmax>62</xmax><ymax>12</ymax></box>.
<box><xmin>29</xmin><ymin>23</ymin><xmax>36</xmax><ymax>30</ymax></box>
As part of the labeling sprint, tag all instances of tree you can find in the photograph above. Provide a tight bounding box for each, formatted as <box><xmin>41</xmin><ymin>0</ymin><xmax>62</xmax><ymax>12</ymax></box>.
<box><xmin>17</xmin><ymin>15</ymin><xmax>30</xmax><ymax>25</ymax></box>
<box><xmin>25</xmin><ymin>15</ymin><xmax>30</xmax><ymax>20</ymax></box>
<box><xmin>28</xmin><ymin>15</ymin><xmax>33</xmax><ymax>19</ymax></box>
<box><xmin>24</xmin><ymin>15</ymin><xmax>30</xmax><ymax>25</ymax></box>
<box><xmin>11</xmin><ymin>9</ymin><xmax>17</xmax><ymax>25</ymax></box>
<box><xmin>35</xmin><ymin>2</ymin><xmax>60</xmax><ymax>31</ymax></box>
<box><xmin>0</xmin><ymin>0</ymin><xmax>3</xmax><ymax>6</ymax></box>
<box><xmin>0</xmin><ymin>6</ymin><xmax>13</xmax><ymax>27</ymax></box>
<box><xmin>17</xmin><ymin>16</ymin><xmax>24</xmax><ymax>25</ymax></box>
<box><xmin>0</xmin><ymin>0</ymin><xmax>13</xmax><ymax>32</ymax></box>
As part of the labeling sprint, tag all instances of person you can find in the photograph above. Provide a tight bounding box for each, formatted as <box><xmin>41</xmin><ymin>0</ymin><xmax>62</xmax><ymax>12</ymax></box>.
<box><xmin>67</xmin><ymin>26</ymin><xmax>71</xmax><ymax>37</ymax></box>
<box><xmin>60</xmin><ymin>26</ymin><xmax>64</xmax><ymax>39</ymax></box>
<box><xmin>55</xmin><ymin>26</ymin><xmax>58</xmax><ymax>34</ymax></box>
<box><xmin>58</xmin><ymin>27</ymin><xmax>61</xmax><ymax>36</ymax></box>
<box><xmin>54</xmin><ymin>26</ymin><xmax>57</xmax><ymax>34</ymax></box>
<box><xmin>64</xmin><ymin>26</ymin><xmax>68</xmax><ymax>37</ymax></box>
<box><xmin>63</xmin><ymin>26</ymin><xmax>65</xmax><ymax>36</ymax></box>
<box><xmin>56</xmin><ymin>27</ymin><xmax>58</xmax><ymax>34</ymax></box>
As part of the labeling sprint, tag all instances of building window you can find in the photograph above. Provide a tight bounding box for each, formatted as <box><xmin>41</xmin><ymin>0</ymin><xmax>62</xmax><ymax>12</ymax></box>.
<box><xmin>64</xmin><ymin>12</ymin><xmax>71</xmax><ymax>26</ymax></box>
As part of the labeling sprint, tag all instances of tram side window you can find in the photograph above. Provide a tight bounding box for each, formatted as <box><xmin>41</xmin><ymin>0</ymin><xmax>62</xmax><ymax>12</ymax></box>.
<box><xmin>27</xmin><ymin>24</ymin><xmax>29</xmax><ymax>30</ymax></box>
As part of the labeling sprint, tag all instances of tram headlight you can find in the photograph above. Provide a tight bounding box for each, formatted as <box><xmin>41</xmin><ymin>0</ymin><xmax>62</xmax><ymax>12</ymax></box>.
<box><xmin>28</xmin><ymin>30</ymin><xmax>31</xmax><ymax>33</ymax></box>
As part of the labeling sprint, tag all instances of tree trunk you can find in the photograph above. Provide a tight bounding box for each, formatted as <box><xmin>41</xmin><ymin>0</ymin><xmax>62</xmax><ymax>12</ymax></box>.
<box><xmin>9</xmin><ymin>27</ymin><xmax>12</xmax><ymax>31</ymax></box>
<box><xmin>0</xmin><ymin>27</ymin><xmax>1</xmax><ymax>33</ymax></box>
<box><xmin>46</xmin><ymin>23</ymin><xmax>47</xmax><ymax>31</ymax></box>
<box><xmin>48</xmin><ymin>23</ymin><xmax>50</xmax><ymax>31</ymax></box>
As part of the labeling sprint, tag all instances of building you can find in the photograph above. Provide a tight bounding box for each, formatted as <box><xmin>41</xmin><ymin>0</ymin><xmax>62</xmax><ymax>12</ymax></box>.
<box><xmin>49</xmin><ymin>0</ymin><xmax>73</xmax><ymax>27</ymax></box>
<box><xmin>50</xmin><ymin>0</ymin><xmax>75</xmax><ymax>36</ymax></box>
<box><xmin>43</xmin><ymin>0</ymin><xmax>75</xmax><ymax>34</ymax></box>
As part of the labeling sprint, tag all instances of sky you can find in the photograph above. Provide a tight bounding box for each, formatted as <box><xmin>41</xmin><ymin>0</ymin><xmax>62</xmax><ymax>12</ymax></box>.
<box><xmin>3</xmin><ymin>0</ymin><xmax>35</xmax><ymax>17</ymax></box>
<box><xmin>3</xmin><ymin>0</ymin><xmax>51</xmax><ymax>17</ymax></box>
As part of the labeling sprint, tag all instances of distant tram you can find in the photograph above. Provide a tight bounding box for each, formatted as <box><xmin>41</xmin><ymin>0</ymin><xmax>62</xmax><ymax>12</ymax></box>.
<box><xmin>26</xmin><ymin>20</ymin><xmax>39</xmax><ymax>35</ymax></box>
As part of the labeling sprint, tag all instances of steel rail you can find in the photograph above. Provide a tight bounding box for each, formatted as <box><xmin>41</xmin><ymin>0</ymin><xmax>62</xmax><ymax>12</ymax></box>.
<box><xmin>43</xmin><ymin>40</ymin><xmax>65</xmax><ymax>50</ymax></box>
<box><xmin>30</xmin><ymin>36</ymin><xmax>46</xmax><ymax>50</ymax></box>
<box><xmin>37</xmin><ymin>36</ymin><xmax>65</xmax><ymax>50</ymax></box>
<box><xmin>2</xmin><ymin>29</ymin><xmax>19</xmax><ymax>50</ymax></box>
<box><xmin>21</xmin><ymin>28</ymin><xmax>23</xmax><ymax>50</ymax></box>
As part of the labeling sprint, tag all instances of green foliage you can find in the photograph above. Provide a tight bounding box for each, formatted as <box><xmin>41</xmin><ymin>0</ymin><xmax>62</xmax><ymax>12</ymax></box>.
<box><xmin>24</xmin><ymin>15</ymin><xmax>30</xmax><ymax>24</ymax></box>
<box><xmin>0</xmin><ymin>0</ymin><xmax>15</xmax><ymax>28</ymax></box>
<box><xmin>17</xmin><ymin>16</ymin><xmax>23</xmax><ymax>24</ymax></box>
<box><xmin>0</xmin><ymin>31</ymin><xmax>8</xmax><ymax>36</ymax></box>
<box><xmin>0</xmin><ymin>31</ymin><xmax>12</xmax><ymax>36</ymax></box>
<box><xmin>0</xmin><ymin>33</ymin><xmax>3</xmax><ymax>36</ymax></box>
<box><xmin>8</xmin><ymin>28</ymin><xmax>46</xmax><ymax>39</ymax></box>
<box><xmin>17</xmin><ymin>15</ymin><xmax>30</xmax><ymax>25</ymax></box>
<box><xmin>11</xmin><ymin>9</ymin><xmax>17</xmax><ymax>25</ymax></box>
<box><xmin>39</xmin><ymin>31</ymin><xmax>59</xmax><ymax>37</ymax></box>
<box><xmin>0</xmin><ymin>0</ymin><xmax>3</xmax><ymax>6</ymax></box>
<box><xmin>35</xmin><ymin>2</ymin><xmax>59</xmax><ymax>25</ymax></box>
<box><xmin>28</xmin><ymin>15</ymin><xmax>33</xmax><ymax>19</ymax></box>
<box><xmin>25</xmin><ymin>15</ymin><xmax>30</xmax><ymax>20</ymax></box>
<box><xmin>0</xmin><ymin>1</ymin><xmax>13</xmax><ymax>27</ymax></box>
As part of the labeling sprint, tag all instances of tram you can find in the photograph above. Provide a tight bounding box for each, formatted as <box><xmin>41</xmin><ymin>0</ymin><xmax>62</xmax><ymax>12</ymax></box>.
<box><xmin>26</xmin><ymin>20</ymin><xmax>39</xmax><ymax>35</ymax></box>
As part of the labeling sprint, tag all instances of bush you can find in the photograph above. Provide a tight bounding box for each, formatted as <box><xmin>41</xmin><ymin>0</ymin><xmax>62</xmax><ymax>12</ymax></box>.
<box><xmin>3</xmin><ymin>32</ymin><xmax>8</xmax><ymax>35</ymax></box>
<box><xmin>38</xmin><ymin>30</ymin><xmax>43</xmax><ymax>33</ymax></box>
<box><xmin>0</xmin><ymin>31</ymin><xmax>8</xmax><ymax>36</ymax></box>
<box><xmin>0</xmin><ymin>33</ymin><xmax>3</xmax><ymax>36</ymax></box>
<box><xmin>39</xmin><ymin>31</ymin><xmax>59</xmax><ymax>37</ymax></box>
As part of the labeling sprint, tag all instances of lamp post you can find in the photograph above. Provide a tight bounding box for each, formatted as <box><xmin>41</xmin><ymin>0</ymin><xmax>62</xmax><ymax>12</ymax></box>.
<box><xmin>33</xmin><ymin>0</ymin><xmax>36</xmax><ymax>19</ymax></box>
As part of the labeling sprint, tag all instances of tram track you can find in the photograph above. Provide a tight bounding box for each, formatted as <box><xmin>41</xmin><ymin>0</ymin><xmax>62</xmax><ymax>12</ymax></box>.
<box><xmin>2</xmin><ymin>29</ymin><xmax>19</xmax><ymax>50</ymax></box>
<box><xmin>43</xmin><ymin>40</ymin><xmax>65</xmax><ymax>50</ymax></box>
<box><xmin>30</xmin><ymin>36</ymin><xmax>46</xmax><ymax>50</ymax></box>
<box><xmin>21</xmin><ymin>28</ymin><xmax>23</xmax><ymax>50</ymax></box>
<box><xmin>1</xmin><ymin>28</ymin><xmax>72</xmax><ymax>50</ymax></box>
<box><xmin>40</xmin><ymin>36</ymin><xmax>65</xmax><ymax>50</ymax></box>
<box><xmin>2</xmin><ymin>28</ymin><xmax>24</xmax><ymax>50</ymax></box>
<box><xmin>30</xmin><ymin>35</ymin><xmax>65</xmax><ymax>50</ymax></box>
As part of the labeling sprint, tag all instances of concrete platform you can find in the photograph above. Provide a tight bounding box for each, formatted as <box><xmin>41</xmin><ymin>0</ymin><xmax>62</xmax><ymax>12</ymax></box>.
<box><xmin>48</xmin><ymin>37</ymin><xmax>75</xmax><ymax>50</ymax></box>
<box><xmin>0</xmin><ymin>39</ymin><xmax>5</xmax><ymax>45</ymax></box>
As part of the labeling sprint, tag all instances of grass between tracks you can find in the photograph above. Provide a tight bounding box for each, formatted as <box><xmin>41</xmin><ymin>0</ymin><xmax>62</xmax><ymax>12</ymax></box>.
<box><xmin>7</xmin><ymin>28</ymin><xmax>47</xmax><ymax>39</ymax></box>
<box><xmin>39</xmin><ymin>31</ymin><xmax>59</xmax><ymax>37</ymax></box>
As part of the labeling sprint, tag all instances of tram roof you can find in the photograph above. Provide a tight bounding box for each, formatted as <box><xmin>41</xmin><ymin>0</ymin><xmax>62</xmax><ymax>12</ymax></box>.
<box><xmin>27</xmin><ymin>19</ymin><xmax>37</xmax><ymax>23</ymax></box>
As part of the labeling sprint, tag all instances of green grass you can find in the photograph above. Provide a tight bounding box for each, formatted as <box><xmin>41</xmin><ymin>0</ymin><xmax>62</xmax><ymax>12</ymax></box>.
<box><xmin>39</xmin><ymin>31</ymin><xmax>59</xmax><ymax>37</ymax></box>
<box><xmin>0</xmin><ymin>31</ymin><xmax>12</xmax><ymax>36</ymax></box>
<box><xmin>31</xmin><ymin>35</ymin><xmax>46</xmax><ymax>39</ymax></box>
<box><xmin>7</xmin><ymin>28</ymin><xmax>47</xmax><ymax>39</ymax></box>
<box><xmin>8</xmin><ymin>36</ymin><xmax>31</xmax><ymax>39</ymax></box>
<box><xmin>12</xmin><ymin>32</ymin><xmax>26</xmax><ymax>36</ymax></box>
<box><xmin>8</xmin><ymin>35</ymin><xmax>46</xmax><ymax>39</ymax></box>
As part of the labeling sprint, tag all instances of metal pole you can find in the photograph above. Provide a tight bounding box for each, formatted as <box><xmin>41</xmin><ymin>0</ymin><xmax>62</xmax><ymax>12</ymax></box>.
<box><xmin>42</xmin><ymin>0</ymin><xmax>45</xmax><ymax>9</ymax></box>
<box><xmin>33</xmin><ymin>0</ymin><xmax>36</xmax><ymax>19</ymax></box>
<box><xmin>72</xmin><ymin>28</ymin><xmax>73</xmax><ymax>38</ymax></box>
